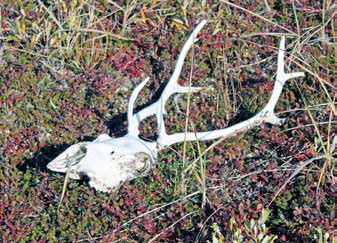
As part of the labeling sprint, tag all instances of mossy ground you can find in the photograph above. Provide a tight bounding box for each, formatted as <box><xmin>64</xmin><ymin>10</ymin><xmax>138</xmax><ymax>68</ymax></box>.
<box><xmin>0</xmin><ymin>1</ymin><xmax>336</xmax><ymax>242</ymax></box>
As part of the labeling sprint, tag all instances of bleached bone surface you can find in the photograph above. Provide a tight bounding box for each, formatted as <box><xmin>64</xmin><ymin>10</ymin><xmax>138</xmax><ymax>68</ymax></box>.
<box><xmin>47</xmin><ymin>20</ymin><xmax>304</xmax><ymax>192</ymax></box>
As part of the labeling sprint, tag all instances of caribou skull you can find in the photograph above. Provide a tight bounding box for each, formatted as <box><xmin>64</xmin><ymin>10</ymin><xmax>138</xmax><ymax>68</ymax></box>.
<box><xmin>47</xmin><ymin>20</ymin><xmax>305</xmax><ymax>192</ymax></box>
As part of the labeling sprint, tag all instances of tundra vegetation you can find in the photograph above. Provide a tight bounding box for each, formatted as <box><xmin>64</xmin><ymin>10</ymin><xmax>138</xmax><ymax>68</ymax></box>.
<box><xmin>0</xmin><ymin>0</ymin><xmax>336</xmax><ymax>242</ymax></box>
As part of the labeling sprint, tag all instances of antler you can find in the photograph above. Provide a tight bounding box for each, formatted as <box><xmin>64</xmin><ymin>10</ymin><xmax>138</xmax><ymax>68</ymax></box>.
<box><xmin>127</xmin><ymin>20</ymin><xmax>207</xmax><ymax>139</ymax></box>
<box><xmin>47</xmin><ymin>19</ymin><xmax>305</xmax><ymax>192</ymax></box>
<box><xmin>127</xmin><ymin>22</ymin><xmax>304</xmax><ymax>148</ymax></box>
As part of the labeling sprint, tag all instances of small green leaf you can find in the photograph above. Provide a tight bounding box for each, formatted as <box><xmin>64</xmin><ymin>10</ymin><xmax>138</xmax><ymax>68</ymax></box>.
<box><xmin>261</xmin><ymin>235</ymin><xmax>277</xmax><ymax>243</ymax></box>
<box><xmin>260</xmin><ymin>208</ymin><xmax>270</xmax><ymax>225</ymax></box>
<box><xmin>17</xmin><ymin>0</ymin><xmax>24</xmax><ymax>9</ymax></box>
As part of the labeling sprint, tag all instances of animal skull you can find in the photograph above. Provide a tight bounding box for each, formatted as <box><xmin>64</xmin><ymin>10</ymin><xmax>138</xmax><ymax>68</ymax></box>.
<box><xmin>47</xmin><ymin>20</ymin><xmax>305</xmax><ymax>192</ymax></box>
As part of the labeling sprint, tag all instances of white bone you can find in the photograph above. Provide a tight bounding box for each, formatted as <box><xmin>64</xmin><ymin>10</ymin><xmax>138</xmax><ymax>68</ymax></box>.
<box><xmin>47</xmin><ymin>20</ymin><xmax>304</xmax><ymax>192</ymax></box>
<box><xmin>127</xmin><ymin>77</ymin><xmax>150</xmax><ymax>136</ymax></box>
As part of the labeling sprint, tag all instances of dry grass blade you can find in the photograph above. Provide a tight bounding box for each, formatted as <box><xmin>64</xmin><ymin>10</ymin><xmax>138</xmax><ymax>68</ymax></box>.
<box><xmin>37</xmin><ymin>0</ymin><xmax>64</xmax><ymax>32</ymax></box>
<box><xmin>268</xmin><ymin>153</ymin><xmax>334</xmax><ymax>207</ymax></box>
<box><xmin>117</xmin><ymin>191</ymin><xmax>201</xmax><ymax>231</ymax></box>
<box><xmin>181</xmin><ymin>24</ymin><xmax>196</xmax><ymax>195</ymax></box>
<box><xmin>148</xmin><ymin>210</ymin><xmax>198</xmax><ymax>243</ymax></box>
<box><xmin>77</xmin><ymin>28</ymin><xmax>134</xmax><ymax>41</ymax></box>
<box><xmin>57</xmin><ymin>156</ymin><xmax>71</xmax><ymax>214</ymax></box>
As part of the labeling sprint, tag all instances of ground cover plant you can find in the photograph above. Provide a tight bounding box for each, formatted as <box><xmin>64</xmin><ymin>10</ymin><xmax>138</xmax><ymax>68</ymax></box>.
<box><xmin>0</xmin><ymin>0</ymin><xmax>336</xmax><ymax>242</ymax></box>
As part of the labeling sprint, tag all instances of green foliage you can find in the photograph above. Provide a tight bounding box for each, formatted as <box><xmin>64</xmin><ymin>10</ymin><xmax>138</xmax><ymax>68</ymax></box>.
<box><xmin>315</xmin><ymin>227</ymin><xmax>336</xmax><ymax>243</ymax></box>
<box><xmin>208</xmin><ymin>209</ymin><xmax>277</xmax><ymax>243</ymax></box>
<box><xmin>208</xmin><ymin>223</ymin><xmax>225</xmax><ymax>243</ymax></box>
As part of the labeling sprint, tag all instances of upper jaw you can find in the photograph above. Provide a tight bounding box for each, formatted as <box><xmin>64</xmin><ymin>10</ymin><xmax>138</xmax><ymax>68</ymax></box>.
<box><xmin>47</xmin><ymin>143</ymin><xmax>87</xmax><ymax>176</ymax></box>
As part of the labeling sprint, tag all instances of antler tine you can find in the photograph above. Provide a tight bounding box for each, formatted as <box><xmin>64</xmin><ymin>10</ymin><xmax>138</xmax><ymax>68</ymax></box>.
<box><xmin>129</xmin><ymin>20</ymin><xmax>207</xmax><ymax>138</ymax></box>
<box><xmin>261</xmin><ymin>36</ymin><xmax>304</xmax><ymax>125</ymax></box>
<box><xmin>127</xmin><ymin>77</ymin><xmax>150</xmax><ymax>136</ymax></box>
<box><xmin>156</xmin><ymin>19</ymin><xmax>207</xmax><ymax>144</ymax></box>
<box><xmin>156</xmin><ymin>36</ymin><xmax>305</xmax><ymax>147</ymax></box>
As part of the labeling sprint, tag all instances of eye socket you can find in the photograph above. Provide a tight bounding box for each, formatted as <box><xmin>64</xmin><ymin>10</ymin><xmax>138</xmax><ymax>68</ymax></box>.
<box><xmin>111</xmin><ymin>151</ymin><xmax>115</xmax><ymax>155</ymax></box>
<box><xmin>79</xmin><ymin>145</ymin><xmax>87</xmax><ymax>154</ymax></box>
<box><xmin>68</xmin><ymin>144</ymin><xmax>87</xmax><ymax>166</ymax></box>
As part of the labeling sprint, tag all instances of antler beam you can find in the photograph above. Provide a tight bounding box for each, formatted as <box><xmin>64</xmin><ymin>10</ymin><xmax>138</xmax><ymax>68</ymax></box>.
<box><xmin>154</xmin><ymin>36</ymin><xmax>304</xmax><ymax>146</ymax></box>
